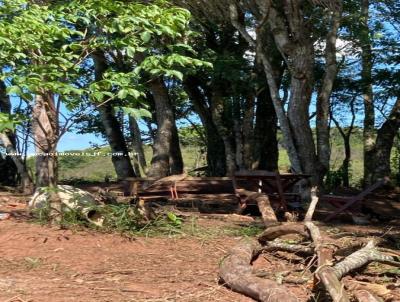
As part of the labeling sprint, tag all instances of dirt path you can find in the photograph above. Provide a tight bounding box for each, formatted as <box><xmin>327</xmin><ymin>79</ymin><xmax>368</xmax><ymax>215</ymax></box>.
<box><xmin>0</xmin><ymin>218</ymin><xmax>255</xmax><ymax>302</ymax></box>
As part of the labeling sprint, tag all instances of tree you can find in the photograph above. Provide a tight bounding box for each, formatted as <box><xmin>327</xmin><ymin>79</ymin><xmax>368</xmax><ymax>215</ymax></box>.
<box><xmin>175</xmin><ymin>0</ymin><xmax>280</xmax><ymax>176</ymax></box>
<box><xmin>228</xmin><ymin>0</ymin><xmax>343</xmax><ymax>185</ymax></box>
<box><xmin>0</xmin><ymin>0</ymin><xmax>210</xmax><ymax>184</ymax></box>
<box><xmin>0</xmin><ymin>80</ymin><xmax>19</xmax><ymax>187</ymax></box>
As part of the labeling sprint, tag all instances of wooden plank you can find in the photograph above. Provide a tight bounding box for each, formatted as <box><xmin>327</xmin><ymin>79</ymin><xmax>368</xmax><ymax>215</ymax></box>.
<box><xmin>324</xmin><ymin>179</ymin><xmax>386</xmax><ymax>222</ymax></box>
<box><xmin>235</xmin><ymin>170</ymin><xmax>276</xmax><ymax>177</ymax></box>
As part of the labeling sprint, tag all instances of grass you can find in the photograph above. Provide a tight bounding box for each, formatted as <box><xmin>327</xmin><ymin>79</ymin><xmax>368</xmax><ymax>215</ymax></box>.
<box><xmin>31</xmin><ymin>199</ymin><xmax>264</xmax><ymax>240</ymax></box>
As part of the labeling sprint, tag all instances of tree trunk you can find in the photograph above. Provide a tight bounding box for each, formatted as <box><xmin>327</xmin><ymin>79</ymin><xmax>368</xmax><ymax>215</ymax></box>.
<box><xmin>32</xmin><ymin>93</ymin><xmax>59</xmax><ymax>187</ymax></box>
<box><xmin>287</xmin><ymin>47</ymin><xmax>319</xmax><ymax>183</ymax></box>
<box><xmin>242</xmin><ymin>94</ymin><xmax>255</xmax><ymax>169</ymax></box>
<box><xmin>210</xmin><ymin>89</ymin><xmax>237</xmax><ymax>176</ymax></box>
<box><xmin>97</xmin><ymin>103</ymin><xmax>136</xmax><ymax>179</ymax></box>
<box><xmin>219</xmin><ymin>239</ymin><xmax>298</xmax><ymax>302</ymax></box>
<box><xmin>170</xmin><ymin>120</ymin><xmax>184</xmax><ymax>175</ymax></box>
<box><xmin>342</xmin><ymin>135</ymin><xmax>351</xmax><ymax>187</ymax></box>
<box><xmin>93</xmin><ymin>52</ymin><xmax>136</xmax><ymax>180</ymax></box>
<box><xmin>316</xmin><ymin>7</ymin><xmax>342</xmax><ymax>180</ymax></box>
<box><xmin>183</xmin><ymin>77</ymin><xmax>227</xmax><ymax>176</ymax></box>
<box><xmin>128</xmin><ymin>115</ymin><xmax>147</xmax><ymax>174</ymax></box>
<box><xmin>253</xmin><ymin>87</ymin><xmax>279</xmax><ymax>171</ymax></box>
<box><xmin>371</xmin><ymin>98</ymin><xmax>400</xmax><ymax>181</ymax></box>
<box><xmin>0</xmin><ymin>133</ymin><xmax>33</xmax><ymax>193</ymax></box>
<box><xmin>360</xmin><ymin>0</ymin><xmax>375</xmax><ymax>186</ymax></box>
<box><xmin>233</xmin><ymin>99</ymin><xmax>244</xmax><ymax>170</ymax></box>
<box><xmin>147</xmin><ymin>77</ymin><xmax>183</xmax><ymax>178</ymax></box>
<box><xmin>0</xmin><ymin>80</ymin><xmax>18</xmax><ymax>186</ymax></box>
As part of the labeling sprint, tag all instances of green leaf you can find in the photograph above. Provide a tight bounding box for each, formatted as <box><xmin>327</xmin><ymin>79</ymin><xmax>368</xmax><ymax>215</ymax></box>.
<box><xmin>117</xmin><ymin>107</ymin><xmax>152</xmax><ymax>119</ymax></box>
<box><xmin>140</xmin><ymin>31</ymin><xmax>151</xmax><ymax>43</ymax></box>
<box><xmin>126</xmin><ymin>46</ymin><xmax>136</xmax><ymax>58</ymax></box>
<box><xmin>6</xmin><ymin>86</ymin><xmax>22</xmax><ymax>95</ymax></box>
<box><xmin>117</xmin><ymin>89</ymin><xmax>128</xmax><ymax>99</ymax></box>
<box><xmin>165</xmin><ymin>70</ymin><xmax>183</xmax><ymax>80</ymax></box>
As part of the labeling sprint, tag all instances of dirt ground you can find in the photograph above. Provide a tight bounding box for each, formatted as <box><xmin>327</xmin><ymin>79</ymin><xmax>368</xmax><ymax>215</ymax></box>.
<box><xmin>0</xmin><ymin>193</ymin><xmax>256</xmax><ymax>302</ymax></box>
<box><xmin>1</xmin><ymin>189</ymin><xmax>400</xmax><ymax>302</ymax></box>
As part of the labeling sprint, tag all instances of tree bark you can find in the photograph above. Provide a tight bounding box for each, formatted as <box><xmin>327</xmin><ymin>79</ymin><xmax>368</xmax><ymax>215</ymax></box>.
<box><xmin>210</xmin><ymin>89</ymin><xmax>237</xmax><ymax>176</ymax></box>
<box><xmin>233</xmin><ymin>99</ymin><xmax>244</xmax><ymax>170</ymax></box>
<box><xmin>242</xmin><ymin>94</ymin><xmax>255</xmax><ymax>169</ymax></box>
<box><xmin>128</xmin><ymin>115</ymin><xmax>147</xmax><ymax>174</ymax></box>
<box><xmin>32</xmin><ymin>93</ymin><xmax>59</xmax><ymax>187</ymax></box>
<box><xmin>305</xmin><ymin>222</ymin><xmax>350</xmax><ymax>302</ymax></box>
<box><xmin>236</xmin><ymin>189</ymin><xmax>278</xmax><ymax>225</ymax></box>
<box><xmin>183</xmin><ymin>77</ymin><xmax>227</xmax><ymax>176</ymax></box>
<box><xmin>92</xmin><ymin>51</ymin><xmax>136</xmax><ymax>180</ymax></box>
<box><xmin>253</xmin><ymin>86</ymin><xmax>279</xmax><ymax>171</ymax></box>
<box><xmin>97</xmin><ymin>103</ymin><xmax>136</xmax><ymax>179</ymax></box>
<box><xmin>371</xmin><ymin>98</ymin><xmax>400</xmax><ymax>181</ymax></box>
<box><xmin>32</xmin><ymin>92</ymin><xmax>62</xmax><ymax>222</ymax></box>
<box><xmin>360</xmin><ymin>0</ymin><xmax>375</xmax><ymax>186</ymax></box>
<box><xmin>0</xmin><ymin>133</ymin><xmax>33</xmax><ymax>193</ymax></box>
<box><xmin>219</xmin><ymin>239</ymin><xmax>299</xmax><ymax>302</ymax></box>
<box><xmin>0</xmin><ymin>80</ymin><xmax>18</xmax><ymax>186</ymax></box>
<box><xmin>316</xmin><ymin>7</ymin><xmax>342</xmax><ymax>179</ymax></box>
<box><xmin>147</xmin><ymin>77</ymin><xmax>183</xmax><ymax>178</ymax></box>
<box><xmin>229</xmin><ymin>3</ymin><xmax>302</xmax><ymax>173</ymax></box>
<box><xmin>286</xmin><ymin>45</ymin><xmax>319</xmax><ymax>182</ymax></box>
<box><xmin>331</xmin><ymin>98</ymin><xmax>356</xmax><ymax>188</ymax></box>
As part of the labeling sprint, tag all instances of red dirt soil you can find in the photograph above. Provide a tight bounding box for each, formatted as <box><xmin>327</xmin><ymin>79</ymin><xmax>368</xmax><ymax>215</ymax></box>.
<box><xmin>0</xmin><ymin>219</ymin><xmax>257</xmax><ymax>302</ymax></box>
<box><xmin>2</xmin><ymin>189</ymin><xmax>400</xmax><ymax>302</ymax></box>
<box><xmin>0</xmin><ymin>192</ymin><xmax>256</xmax><ymax>302</ymax></box>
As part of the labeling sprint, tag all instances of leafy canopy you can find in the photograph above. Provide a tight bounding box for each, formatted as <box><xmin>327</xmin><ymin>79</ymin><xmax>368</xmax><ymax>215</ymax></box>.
<box><xmin>0</xmin><ymin>0</ymin><xmax>211</xmax><ymax>115</ymax></box>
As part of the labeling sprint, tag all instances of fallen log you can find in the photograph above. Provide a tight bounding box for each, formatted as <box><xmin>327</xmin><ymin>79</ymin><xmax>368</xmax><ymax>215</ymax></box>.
<box><xmin>305</xmin><ymin>222</ymin><xmax>350</xmax><ymax>302</ymax></box>
<box><xmin>258</xmin><ymin>223</ymin><xmax>309</xmax><ymax>244</ymax></box>
<box><xmin>219</xmin><ymin>239</ymin><xmax>299</xmax><ymax>302</ymax></box>
<box><xmin>353</xmin><ymin>290</ymin><xmax>383</xmax><ymax>302</ymax></box>
<box><xmin>333</xmin><ymin>240</ymin><xmax>400</xmax><ymax>279</ymax></box>
<box><xmin>345</xmin><ymin>279</ymin><xmax>389</xmax><ymax>301</ymax></box>
<box><xmin>260</xmin><ymin>241</ymin><xmax>314</xmax><ymax>255</ymax></box>
<box><xmin>304</xmin><ymin>186</ymin><xmax>319</xmax><ymax>222</ymax></box>
<box><xmin>236</xmin><ymin>189</ymin><xmax>278</xmax><ymax>226</ymax></box>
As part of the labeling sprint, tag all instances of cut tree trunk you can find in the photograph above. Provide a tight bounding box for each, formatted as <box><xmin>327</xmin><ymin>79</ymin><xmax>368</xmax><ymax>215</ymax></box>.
<box><xmin>237</xmin><ymin>189</ymin><xmax>277</xmax><ymax>225</ymax></box>
<box><xmin>305</xmin><ymin>222</ymin><xmax>350</xmax><ymax>302</ymax></box>
<box><xmin>304</xmin><ymin>187</ymin><xmax>319</xmax><ymax>222</ymax></box>
<box><xmin>258</xmin><ymin>223</ymin><xmax>309</xmax><ymax>244</ymax></box>
<box><xmin>219</xmin><ymin>239</ymin><xmax>299</xmax><ymax>302</ymax></box>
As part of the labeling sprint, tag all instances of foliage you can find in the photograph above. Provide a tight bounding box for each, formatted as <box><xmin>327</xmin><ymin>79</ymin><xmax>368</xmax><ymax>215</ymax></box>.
<box><xmin>0</xmin><ymin>0</ymin><xmax>211</xmax><ymax>110</ymax></box>
<box><xmin>32</xmin><ymin>201</ymin><xmax>184</xmax><ymax>236</ymax></box>
<box><xmin>325</xmin><ymin>164</ymin><xmax>353</xmax><ymax>192</ymax></box>
<box><xmin>0</xmin><ymin>112</ymin><xmax>24</xmax><ymax>133</ymax></box>
<box><xmin>178</xmin><ymin>125</ymin><xmax>206</xmax><ymax>147</ymax></box>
